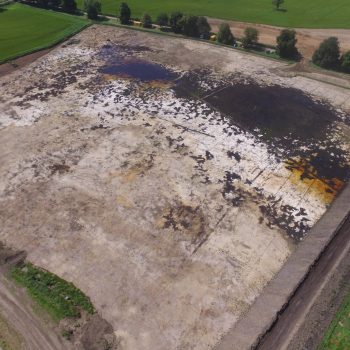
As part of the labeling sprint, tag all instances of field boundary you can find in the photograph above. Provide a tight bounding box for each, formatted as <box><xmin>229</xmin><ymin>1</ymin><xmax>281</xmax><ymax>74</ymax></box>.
<box><xmin>0</xmin><ymin>4</ymin><xmax>91</xmax><ymax>64</ymax></box>
<box><xmin>214</xmin><ymin>183</ymin><xmax>350</xmax><ymax>350</ymax></box>
<box><xmin>98</xmin><ymin>21</ymin><xmax>292</xmax><ymax>64</ymax></box>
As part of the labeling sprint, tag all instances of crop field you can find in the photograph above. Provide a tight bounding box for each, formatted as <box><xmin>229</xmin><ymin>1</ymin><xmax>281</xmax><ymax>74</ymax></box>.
<box><xmin>76</xmin><ymin>0</ymin><xmax>350</xmax><ymax>28</ymax></box>
<box><xmin>0</xmin><ymin>3</ymin><xmax>88</xmax><ymax>63</ymax></box>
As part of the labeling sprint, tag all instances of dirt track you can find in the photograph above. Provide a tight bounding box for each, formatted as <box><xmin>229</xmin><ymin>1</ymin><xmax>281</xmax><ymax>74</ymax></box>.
<box><xmin>257</xmin><ymin>213</ymin><xmax>350</xmax><ymax>350</ymax></box>
<box><xmin>0</xmin><ymin>273</ymin><xmax>68</xmax><ymax>350</ymax></box>
<box><xmin>208</xmin><ymin>18</ymin><xmax>350</xmax><ymax>59</ymax></box>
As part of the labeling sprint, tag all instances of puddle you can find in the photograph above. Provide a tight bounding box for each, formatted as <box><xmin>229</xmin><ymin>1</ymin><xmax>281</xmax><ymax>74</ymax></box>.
<box><xmin>99</xmin><ymin>58</ymin><xmax>176</xmax><ymax>82</ymax></box>
<box><xmin>98</xmin><ymin>44</ymin><xmax>176</xmax><ymax>82</ymax></box>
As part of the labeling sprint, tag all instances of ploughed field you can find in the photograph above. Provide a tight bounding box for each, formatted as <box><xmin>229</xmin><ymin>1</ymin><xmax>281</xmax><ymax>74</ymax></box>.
<box><xmin>0</xmin><ymin>3</ymin><xmax>88</xmax><ymax>63</ymax></box>
<box><xmin>76</xmin><ymin>0</ymin><xmax>350</xmax><ymax>28</ymax></box>
<box><xmin>0</xmin><ymin>25</ymin><xmax>350</xmax><ymax>350</ymax></box>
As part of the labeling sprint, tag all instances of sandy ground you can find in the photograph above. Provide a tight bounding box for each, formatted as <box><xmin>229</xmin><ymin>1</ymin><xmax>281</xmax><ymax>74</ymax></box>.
<box><xmin>0</xmin><ymin>25</ymin><xmax>349</xmax><ymax>350</ymax></box>
<box><xmin>0</xmin><ymin>273</ymin><xmax>68</xmax><ymax>350</ymax></box>
<box><xmin>208</xmin><ymin>18</ymin><xmax>350</xmax><ymax>59</ymax></box>
<box><xmin>0</xmin><ymin>49</ymin><xmax>52</xmax><ymax>78</ymax></box>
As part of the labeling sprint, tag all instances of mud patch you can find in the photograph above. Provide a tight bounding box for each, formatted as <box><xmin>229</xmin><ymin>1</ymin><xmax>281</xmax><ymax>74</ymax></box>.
<box><xmin>100</xmin><ymin>57</ymin><xmax>176</xmax><ymax>82</ymax></box>
<box><xmin>205</xmin><ymin>83</ymin><xmax>339</xmax><ymax>142</ymax></box>
<box><xmin>161</xmin><ymin>203</ymin><xmax>209</xmax><ymax>246</ymax></box>
<box><xmin>285</xmin><ymin>156</ymin><xmax>347</xmax><ymax>204</ymax></box>
<box><xmin>99</xmin><ymin>43</ymin><xmax>177</xmax><ymax>83</ymax></box>
<box><xmin>49</xmin><ymin>163</ymin><xmax>71</xmax><ymax>175</ymax></box>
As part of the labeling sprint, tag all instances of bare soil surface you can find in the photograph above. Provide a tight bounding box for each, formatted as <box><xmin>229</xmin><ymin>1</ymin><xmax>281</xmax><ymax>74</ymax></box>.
<box><xmin>0</xmin><ymin>244</ymin><xmax>118</xmax><ymax>350</ymax></box>
<box><xmin>208</xmin><ymin>18</ymin><xmax>350</xmax><ymax>59</ymax></box>
<box><xmin>0</xmin><ymin>25</ymin><xmax>349</xmax><ymax>350</ymax></box>
<box><xmin>0</xmin><ymin>268</ymin><xmax>69</xmax><ymax>350</ymax></box>
<box><xmin>0</xmin><ymin>308</ymin><xmax>24</xmax><ymax>350</ymax></box>
<box><xmin>0</xmin><ymin>49</ymin><xmax>52</xmax><ymax>78</ymax></box>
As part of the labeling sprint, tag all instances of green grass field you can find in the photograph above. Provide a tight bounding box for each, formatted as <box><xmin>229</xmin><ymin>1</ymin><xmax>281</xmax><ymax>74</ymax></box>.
<box><xmin>11</xmin><ymin>263</ymin><xmax>95</xmax><ymax>321</ymax></box>
<box><xmin>77</xmin><ymin>0</ymin><xmax>350</xmax><ymax>29</ymax></box>
<box><xmin>0</xmin><ymin>3</ymin><xmax>89</xmax><ymax>63</ymax></box>
<box><xmin>318</xmin><ymin>291</ymin><xmax>350</xmax><ymax>350</ymax></box>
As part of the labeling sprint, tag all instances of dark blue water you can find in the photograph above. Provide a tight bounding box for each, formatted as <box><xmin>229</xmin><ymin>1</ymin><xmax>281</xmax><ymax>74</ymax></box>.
<box><xmin>99</xmin><ymin>58</ymin><xmax>176</xmax><ymax>82</ymax></box>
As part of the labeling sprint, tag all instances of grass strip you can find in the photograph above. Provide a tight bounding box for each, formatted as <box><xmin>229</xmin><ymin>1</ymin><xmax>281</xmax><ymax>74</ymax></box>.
<box><xmin>318</xmin><ymin>291</ymin><xmax>350</xmax><ymax>350</ymax></box>
<box><xmin>11</xmin><ymin>263</ymin><xmax>95</xmax><ymax>321</ymax></box>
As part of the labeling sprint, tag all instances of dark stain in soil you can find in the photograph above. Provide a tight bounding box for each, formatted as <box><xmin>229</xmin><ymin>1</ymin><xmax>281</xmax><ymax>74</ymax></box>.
<box><xmin>99</xmin><ymin>58</ymin><xmax>176</xmax><ymax>82</ymax></box>
<box><xmin>205</xmin><ymin>83</ymin><xmax>338</xmax><ymax>142</ymax></box>
<box><xmin>49</xmin><ymin>163</ymin><xmax>70</xmax><ymax>175</ymax></box>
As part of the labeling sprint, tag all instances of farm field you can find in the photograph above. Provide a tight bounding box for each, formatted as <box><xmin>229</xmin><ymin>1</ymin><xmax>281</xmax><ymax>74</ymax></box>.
<box><xmin>76</xmin><ymin>0</ymin><xmax>350</xmax><ymax>29</ymax></box>
<box><xmin>0</xmin><ymin>3</ymin><xmax>88</xmax><ymax>63</ymax></box>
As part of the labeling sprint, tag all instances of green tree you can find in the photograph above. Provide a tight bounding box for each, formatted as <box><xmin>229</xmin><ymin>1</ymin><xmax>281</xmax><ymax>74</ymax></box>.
<box><xmin>142</xmin><ymin>13</ymin><xmax>152</xmax><ymax>28</ymax></box>
<box><xmin>276</xmin><ymin>29</ymin><xmax>298</xmax><ymax>59</ymax></box>
<box><xmin>84</xmin><ymin>0</ymin><xmax>101</xmax><ymax>19</ymax></box>
<box><xmin>242</xmin><ymin>27</ymin><xmax>259</xmax><ymax>48</ymax></box>
<box><xmin>272</xmin><ymin>0</ymin><xmax>284</xmax><ymax>10</ymax></box>
<box><xmin>169</xmin><ymin>12</ymin><xmax>183</xmax><ymax>34</ymax></box>
<box><xmin>217</xmin><ymin>23</ymin><xmax>235</xmax><ymax>45</ymax></box>
<box><xmin>341</xmin><ymin>51</ymin><xmax>350</xmax><ymax>73</ymax></box>
<box><xmin>37</xmin><ymin>0</ymin><xmax>49</xmax><ymax>7</ymax></box>
<box><xmin>312</xmin><ymin>37</ymin><xmax>340</xmax><ymax>69</ymax></box>
<box><xmin>119</xmin><ymin>2</ymin><xmax>131</xmax><ymax>25</ymax></box>
<box><xmin>62</xmin><ymin>0</ymin><xmax>77</xmax><ymax>13</ymax></box>
<box><xmin>180</xmin><ymin>15</ymin><xmax>199</xmax><ymax>37</ymax></box>
<box><xmin>49</xmin><ymin>0</ymin><xmax>61</xmax><ymax>8</ymax></box>
<box><xmin>197</xmin><ymin>16</ymin><xmax>211</xmax><ymax>39</ymax></box>
<box><xmin>156</xmin><ymin>13</ymin><xmax>169</xmax><ymax>27</ymax></box>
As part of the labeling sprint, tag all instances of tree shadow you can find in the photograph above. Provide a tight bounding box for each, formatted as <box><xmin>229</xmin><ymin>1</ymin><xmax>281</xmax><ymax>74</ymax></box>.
<box><xmin>276</xmin><ymin>8</ymin><xmax>288</xmax><ymax>12</ymax></box>
<box><xmin>94</xmin><ymin>15</ymin><xmax>110</xmax><ymax>22</ymax></box>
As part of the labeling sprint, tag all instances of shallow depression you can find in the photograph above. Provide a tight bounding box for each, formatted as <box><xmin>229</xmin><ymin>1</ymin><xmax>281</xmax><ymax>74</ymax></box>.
<box><xmin>99</xmin><ymin>57</ymin><xmax>177</xmax><ymax>82</ymax></box>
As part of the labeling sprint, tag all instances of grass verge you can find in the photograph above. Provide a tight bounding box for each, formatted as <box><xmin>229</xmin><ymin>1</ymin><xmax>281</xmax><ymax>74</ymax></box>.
<box><xmin>11</xmin><ymin>263</ymin><xmax>95</xmax><ymax>321</ymax></box>
<box><xmin>0</xmin><ymin>3</ymin><xmax>89</xmax><ymax>63</ymax></box>
<box><xmin>318</xmin><ymin>291</ymin><xmax>350</xmax><ymax>350</ymax></box>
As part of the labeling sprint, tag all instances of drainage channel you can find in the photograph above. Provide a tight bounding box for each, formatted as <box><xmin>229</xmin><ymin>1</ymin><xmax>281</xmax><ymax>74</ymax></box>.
<box><xmin>256</xmin><ymin>212</ymin><xmax>350</xmax><ymax>350</ymax></box>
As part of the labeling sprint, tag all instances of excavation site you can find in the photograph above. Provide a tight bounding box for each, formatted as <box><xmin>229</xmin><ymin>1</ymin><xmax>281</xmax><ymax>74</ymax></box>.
<box><xmin>0</xmin><ymin>25</ymin><xmax>349</xmax><ymax>350</ymax></box>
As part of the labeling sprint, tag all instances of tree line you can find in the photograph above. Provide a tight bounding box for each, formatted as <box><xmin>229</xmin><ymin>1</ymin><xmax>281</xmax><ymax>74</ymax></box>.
<box><xmin>87</xmin><ymin>0</ymin><xmax>350</xmax><ymax>72</ymax></box>
<box><xmin>275</xmin><ymin>29</ymin><xmax>350</xmax><ymax>72</ymax></box>
<box><xmin>25</xmin><ymin>0</ymin><xmax>350</xmax><ymax>73</ymax></box>
<box><xmin>26</xmin><ymin>0</ymin><xmax>102</xmax><ymax>19</ymax></box>
<box><xmin>27</xmin><ymin>0</ymin><xmax>78</xmax><ymax>13</ymax></box>
<box><xmin>119</xmin><ymin>2</ymin><xmax>261</xmax><ymax>48</ymax></box>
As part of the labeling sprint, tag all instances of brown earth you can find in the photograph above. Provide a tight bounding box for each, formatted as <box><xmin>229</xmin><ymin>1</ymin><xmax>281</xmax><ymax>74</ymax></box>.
<box><xmin>0</xmin><ymin>244</ymin><xmax>118</xmax><ymax>350</ymax></box>
<box><xmin>208</xmin><ymin>18</ymin><xmax>350</xmax><ymax>59</ymax></box>
<box><xmin>0</xmin><ymin>49</ymin><xmax>52</xmax><ymax>78</ymax></box>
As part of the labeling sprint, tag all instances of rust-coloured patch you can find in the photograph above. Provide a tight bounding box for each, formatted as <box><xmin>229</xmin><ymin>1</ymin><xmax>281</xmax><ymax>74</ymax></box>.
<box><xmin>285</xmin><ymin>158</ymin><xmax>344</xmax><ymax>204</ymax></box>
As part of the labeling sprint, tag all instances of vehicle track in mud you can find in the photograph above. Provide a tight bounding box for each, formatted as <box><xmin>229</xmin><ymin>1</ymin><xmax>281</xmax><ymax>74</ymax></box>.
<box><xmin>0</xmin><ymin>273</ymin><xmax>69</xmax><ymax>350</ymax></box>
